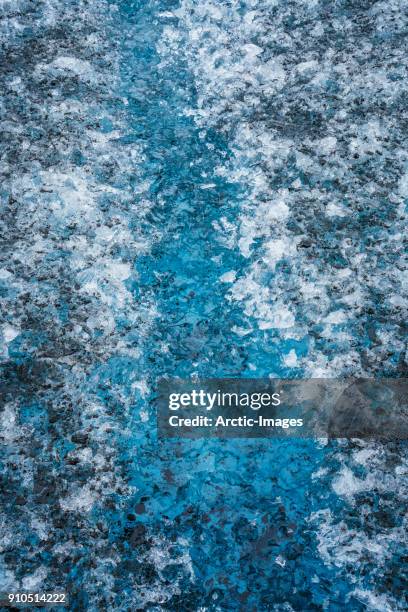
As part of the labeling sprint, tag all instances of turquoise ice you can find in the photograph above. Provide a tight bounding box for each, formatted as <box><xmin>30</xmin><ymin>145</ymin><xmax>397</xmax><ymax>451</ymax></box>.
<box><xmin>0</xmin><ymin>1</ymin><xmax>407</xmax><ymax>610</ymax></box>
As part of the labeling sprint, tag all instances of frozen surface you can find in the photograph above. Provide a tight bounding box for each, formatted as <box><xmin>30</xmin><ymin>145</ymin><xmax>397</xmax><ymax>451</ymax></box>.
<box><xmin>0</xmin><ymin>0</ymin><xmax>407</xmax><ymax>610</ymax></box>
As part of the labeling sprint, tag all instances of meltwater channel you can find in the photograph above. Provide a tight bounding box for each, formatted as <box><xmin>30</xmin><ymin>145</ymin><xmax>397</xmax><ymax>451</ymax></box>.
<box><xmin>0</xmin><ymin>1</ymin><xmax>407</xmax><ymax>611</ymax></box>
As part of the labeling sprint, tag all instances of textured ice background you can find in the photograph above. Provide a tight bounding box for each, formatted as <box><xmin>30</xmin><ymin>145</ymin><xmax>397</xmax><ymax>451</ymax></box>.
<box><xmin>0</xmin><ymin>0</ymin><xmax>407</xmax><ymax>610</ymax></box>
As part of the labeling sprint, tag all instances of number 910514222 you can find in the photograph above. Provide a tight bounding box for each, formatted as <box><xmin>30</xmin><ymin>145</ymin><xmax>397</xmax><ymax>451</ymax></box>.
<box><xmin>0</xmin><ymin>592</ymin><xmax>68</xmax><ymax>607</ymax></box>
